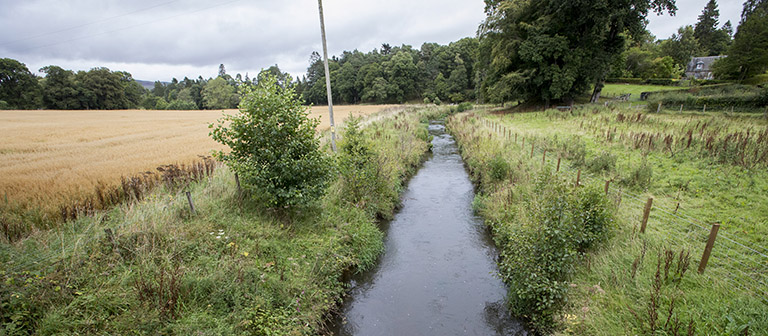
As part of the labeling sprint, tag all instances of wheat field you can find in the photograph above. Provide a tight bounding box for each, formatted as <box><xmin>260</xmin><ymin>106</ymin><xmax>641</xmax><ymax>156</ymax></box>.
<box><xmin>0</xmin><ymin>105</ymin><xmax>398</xmax><ymax>221</ymax></box>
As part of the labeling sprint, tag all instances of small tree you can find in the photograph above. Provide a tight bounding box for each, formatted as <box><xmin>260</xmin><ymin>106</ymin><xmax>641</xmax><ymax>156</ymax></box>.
<box><xmin>209</xmin><ymin>75</ymin><xmax>331</xmax><ymax>209</ymax></box>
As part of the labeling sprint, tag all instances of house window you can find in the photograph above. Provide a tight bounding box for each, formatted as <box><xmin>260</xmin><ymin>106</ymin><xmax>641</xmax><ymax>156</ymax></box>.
<box><xmin>696</xmin><ymin>62</ymin><xmax>704</xmax><ymax>70</ymax></box>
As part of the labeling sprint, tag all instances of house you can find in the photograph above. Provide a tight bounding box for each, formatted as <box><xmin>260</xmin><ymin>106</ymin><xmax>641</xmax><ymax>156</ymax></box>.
<box><xmin>685</xmin><ymin>56</ymin><xmax>727</xmax><ymax>80</ymax></box>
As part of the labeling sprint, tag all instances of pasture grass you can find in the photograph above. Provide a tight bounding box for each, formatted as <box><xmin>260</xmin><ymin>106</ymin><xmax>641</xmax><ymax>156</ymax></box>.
<box><xmin>0</xmin><ymin>105</ymin><xmax>439</xmax><ymax>334</ymax></box>
<box><xmin>601</xmin><ymin>84</ymin><xmax>687</xmax><ymax>101</ymax></box>
<box><xmin>454</xmin><ymin>106</ymin><xmax>766</xmax><ymax>334</ymax></box>
<box><xmin>0</xmin><ymin>105</ymin><xmax>400</xmax><ymax>237</ymax></box>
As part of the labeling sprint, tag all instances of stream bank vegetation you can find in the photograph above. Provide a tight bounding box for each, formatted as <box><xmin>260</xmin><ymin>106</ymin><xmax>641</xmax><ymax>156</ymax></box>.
<box><xmin>450</xmin><ymin>106</ymin><xmax>767</xmax><ymax>335</ymax></box>
<box><xmin>1</xmin><ymin>83</ymin><xmax>442</xmax><ymax>334</ymax></box>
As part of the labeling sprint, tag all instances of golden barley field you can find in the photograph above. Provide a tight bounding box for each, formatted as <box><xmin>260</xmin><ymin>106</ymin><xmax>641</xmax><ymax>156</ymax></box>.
<box><xmin>0</xmin><ymin>105</ymin><xmax>398</xmax><ymax>223</ymax></box>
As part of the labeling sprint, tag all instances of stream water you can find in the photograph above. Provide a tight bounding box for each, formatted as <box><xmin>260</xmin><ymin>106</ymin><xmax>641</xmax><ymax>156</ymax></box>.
<box><xmin>332</xmin><ymin>121</ymin><xmax>526</xmax><ymax>335</ymax></box>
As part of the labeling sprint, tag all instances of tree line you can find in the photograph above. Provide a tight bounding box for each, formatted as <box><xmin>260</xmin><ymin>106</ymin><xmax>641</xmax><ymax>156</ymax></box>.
<box><xmin>1</xmin><ymin>0</ymin><xmax>765</xmax><ymax>109</ymax></box>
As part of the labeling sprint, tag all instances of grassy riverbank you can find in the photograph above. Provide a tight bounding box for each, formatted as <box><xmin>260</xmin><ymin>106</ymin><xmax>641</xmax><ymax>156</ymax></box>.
<box><xmin>0</xmin><ymin>106</ymin><xmax>438</xmax><ymax>334</ymax></box>
<box><xmin>450</xmin><ymin>107</ymin><xmax>767</xmax><ymax>334</ymax></box>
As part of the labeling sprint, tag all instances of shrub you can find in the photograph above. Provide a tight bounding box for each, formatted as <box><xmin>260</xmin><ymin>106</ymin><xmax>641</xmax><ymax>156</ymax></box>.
<box><xmin>433</xmin><ymin>97</ymin><xmax>442</xmax><ymax>105</ymax></box>
<box><xmin>423</xmin><ymin>97</ymin><xmax>431</xmax><ymax>104</ymax></box>
<box><xmin>622</xmin><ymin>158</ymin><xmax>653</xmax><ymax>190</ymax></box>
<box><xmin>457</xmin><ymin>102</ymin><xmax>473</xmax><ymax>112</ymax></box>
<box><xmin>209</xmin><ymin>74</ymin><xmax>331</xmax><ymax>210</ymax></box>
<box><xmin>337</xmin><ymin>117</ymin><xmax>396</xmax><ymax>218</ymax></box>
<box><xmin>586</xmin><ymin>151</ymin><xmax>617</xmax><ymax>174</ymax></box>
<box><xmin>488</xmin><ymin>154</ymin><xmax>510</xmax><ymax>182</ymax></box>
<box><xmin>500</xmin><ymin>171</ymin><xmax>613</xmax><ymax>332</ymax></box>
<box><xmin>0</xmin><ymin>100</ymin><xmax>10</xmax><ymax>110</ymax></box>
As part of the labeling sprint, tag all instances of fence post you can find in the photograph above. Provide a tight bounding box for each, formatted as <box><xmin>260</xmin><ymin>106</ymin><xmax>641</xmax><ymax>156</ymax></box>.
<box><xmin>186</xmin><ymin>191</ymin><xmax>196</xmax><ymax>215</ymax></box>
<box><xmin>530</xmin><ymin>143</ymin><xmax>534</xmax><ymax>158</ymax></box>
<box><xmin>556</xmin><ymin>157</ymin><xmax>561</xmax><ymax>172</ymax></box>
<box><xmin>657</xmin><ymin>102</ymin><xmax>662</xmax><ymax>113</ymax></box>
<box><xmin>698</xmin><ymin>223</ymin><xmax>721</xmax><ymax>274</ymax></box>
<box><xmin>542</xmin><ymin>150</ymin><xmax>547</xmax><ymax>165</ymax></box>
<box><xmin>703</xmin><ymin>104</ymin><xmax>707</xmax><ymax>113</ymax></box>
<box><xmin>679</xmin><ymin>104</ymin><xmax>683</xmax><ymax>113</ymax></box>
<box><xmin>576</xmin><ymin>169</ymin><xmax>581</xmax><ymax>187</ymax></box>
<box><xmin>640</xmin><ymin>197</ymin><xmax>654</xmax><ymax>233</ymax></box>
<box><xmin>604</xmin><ymin>180</ymin><xmax>611</xmax><ymax>195</ymax></box>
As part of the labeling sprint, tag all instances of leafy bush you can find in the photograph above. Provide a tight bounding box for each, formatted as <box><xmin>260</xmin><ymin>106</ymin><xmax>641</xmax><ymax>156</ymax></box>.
<box><xmin>457</xmin><ymin>102</ymin><xmax>473</xmax><ymax>112</ymax></box>
<box><xmin>622</xmin><ymin>158</ymin><xmax>653</xmax><ymax>190</ymax></box>
<box><xmin>0</xmin><ymin>100</ymin><xmax>10</xmax><ymax>110</ymax></box>
<box><xmin>499</xmin><ymin>171</ymin><xmax>613</xmax><ymax>332</ymax></box>
<box><xmin>433</xmin><ymin>97</ymin><xmax>442</xmax><ymax>105</ymax></box>
<box><xmin>586</xmin><ymin>151</ymin><xmax>616</xmax><ymax>174</ymax></box>
<box><xmin>488</xmin><ymin>154</ymin><xmax>510</xmax><ymax>181</ymax></box>
<box><xmin>423</xmin><ymin>97</ymin><xmax>431</xmax><ymax>104</ymax></box>
<box><xmin>209</xmin><ymin>75</ymin><xmax>331</xmax><ymax>210</ymax></box>
<box><xmin>337</xmin><ymin>117</ymin><xmax>396</xmax><ymax>218</ymax></box>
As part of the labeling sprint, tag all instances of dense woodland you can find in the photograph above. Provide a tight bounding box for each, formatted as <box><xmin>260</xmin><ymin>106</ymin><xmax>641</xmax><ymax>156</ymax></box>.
<box><xmin>0</xmin><ymin>0</ymin><xmax>765</xmax><ymax>110</ymax></box>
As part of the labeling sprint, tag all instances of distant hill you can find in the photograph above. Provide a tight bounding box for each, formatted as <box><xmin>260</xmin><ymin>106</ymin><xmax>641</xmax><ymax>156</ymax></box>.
<box><xmin>136</xmin><ymin>79</ymin><xmax>168</xmax><ymax>90</ymax></box>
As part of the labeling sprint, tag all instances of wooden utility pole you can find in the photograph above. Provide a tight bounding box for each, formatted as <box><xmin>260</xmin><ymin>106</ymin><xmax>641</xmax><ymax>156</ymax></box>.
<box><xmin>317</xmin><ymin>0</ymin><xmax>337</xmax><ymax>152</ymax></box>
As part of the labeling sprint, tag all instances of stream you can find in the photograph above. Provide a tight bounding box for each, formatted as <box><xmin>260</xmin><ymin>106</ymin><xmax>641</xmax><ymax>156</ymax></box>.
<box><xmin>332</xmin><ymin>121</ymin><xmax>526</xmax><ymax>335</ymax></box>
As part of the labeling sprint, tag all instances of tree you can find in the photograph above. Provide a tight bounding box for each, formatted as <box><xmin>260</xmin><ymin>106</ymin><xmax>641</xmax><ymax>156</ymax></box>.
<box><xmin>694</xmin><ymin>0</ymin><xmax>732</xmax><ymax>55</ymax></box>
<box><xmin>659</xmin><ymin>25</ymin><xmax>703</xmax><ymax>68</ymax></box>
<box><xmin>77</xmin><ymin>67</ymin><xmax>128</xmax><ymax>110</ymax></box>
<box><xmin>713</xmin><ymin>0</ymin><xmax>768</xmax><ymax>80</ymax></box>
<box><xmin>39</xmin><ymin>65</ymin><xmax>81</xmax><ymax>109</ymax></box>
<box><xmin>477</xmin><ymin>0</ymin><xmax>676</xmax><ymax>105</ymax></box>
<box><xmin>209</xmin><ymin>75</ymin><xmax>331</xmax><ymax>209</ymax></box>
<box><xmin>0</xmin><ymin>58</ymin><xmax>40</xmax><ymax>109</ymax></box>
<box><xmin>218</xmin><ymin>64</ymin><xmax>226</xmax><ymax>78</ymax></box>
<box><xmin>202</xmin><ymin>77</ymin><xmax>237</xmax><ymax>109</ymax></box>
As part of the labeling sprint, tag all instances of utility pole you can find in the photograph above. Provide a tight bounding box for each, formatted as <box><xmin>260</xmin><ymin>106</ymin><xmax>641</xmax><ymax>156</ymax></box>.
<box><xmin>317</xmin><ymin>0</ymin><xmax>337</xmax><ymax>152</ymax></box>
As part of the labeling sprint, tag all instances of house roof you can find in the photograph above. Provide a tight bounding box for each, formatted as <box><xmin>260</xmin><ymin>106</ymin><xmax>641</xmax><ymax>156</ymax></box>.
<box><xmin>686</xmin><ymin>56</ymin><xmax>727</xmax><ymax>72</ymax></box>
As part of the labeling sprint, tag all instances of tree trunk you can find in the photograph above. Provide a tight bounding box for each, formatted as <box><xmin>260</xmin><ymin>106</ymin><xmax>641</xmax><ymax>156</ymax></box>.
<box><xmin>590</xmin><ymin>78</ymin><xmax>605</xmax><ymax>103</ymax></box>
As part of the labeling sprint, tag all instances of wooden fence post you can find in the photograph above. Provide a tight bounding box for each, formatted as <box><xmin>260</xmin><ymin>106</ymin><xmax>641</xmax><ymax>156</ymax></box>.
<box><xmin>703</xmin><ymin>104</ymin><xmax>707</xmax><ymax>113</ymax></box>
<box><xmin>679</xmin><ymin>104</ymin><xmax>683</xmax><ymax>113</ymax></box>
<box><xmin>698</xmin><ymin>223</ymin><xmax>721</xmax><ymax>274</ymax></box>
<box><xmin>576</xmin><ymin>170</ymin><xmax>581</xmax><ymax>187</ymax></box>
<box><xmin>530</xmin><ymin>143</ymin><xmax>535</xmax><ymax>158</ymax></box>
<box><xmin>604</xmin><ymin>180</ymin><xmax>611</xmax><ymax>195</ymax></box>
<box><xmin>657</xmin><ymin>102</ymin><xmax>662</xmax><ymax>113</ymax></box>
<box><xmin>186</xmin><ymin>191</ymin><xmax>196</xmax><ymax>215</ymax></box>
<box><xmin>640</xmin><ymin>197</ymin><xmax>654</xmax><ymax>233</ymax></box>
<box><xmin>556</xmin><ymin>157</ymin><xmax>561</xmax><ymax>172</ymax></box>
<box><xmin>542</xmin><ymin>150</ymin><xmax>547</xmax><ymax>165</ymax></box>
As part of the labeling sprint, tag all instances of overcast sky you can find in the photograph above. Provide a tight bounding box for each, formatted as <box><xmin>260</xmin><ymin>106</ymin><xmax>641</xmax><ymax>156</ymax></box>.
<box><xmin>0</xmin><ymin>0</ymin><xmax>744</xmax><ymax>82</ymax></box>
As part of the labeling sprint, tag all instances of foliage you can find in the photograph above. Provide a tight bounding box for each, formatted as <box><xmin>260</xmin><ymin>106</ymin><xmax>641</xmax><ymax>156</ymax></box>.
<box><xmin>202</xmin><ymin>77</ymin><xmax>238</xmax><ymax>109</ymax></box>
<box><xmin>476</xmin><ymin>0</ymin><xmax>676</xmax><ymax>105</ymax></box>
<box><xmin>336</xmin><ymin>117</ymin><xmax>397</xmax><ymax>218</ymax></box>
<box><xmin>712</xmin><ymin>1</ymin><xmax>768</xmax><ymax>80</ymax></box>
<box><xmin>693</xmin><ymin>0</ymin><xmax>732</xmax><ymax>56</ymax></box>
<box><xmin>210</xmin><ymin>75</ymin><xmax>330</xmax><ymax>210</ymax></box>
<box><xmin>300</xmin><ymin>40</ymin><xmax>478</xmax><ymax>105</ymax></box>
<box><xmin>0</xmin><ymin>58</ymin><xmax>41</xmax><ymax>109</ymax></box>
<box><xmin>586</xmin><ymin>151</ymin><xmax>617</xmax><ymax>174</ymax></box>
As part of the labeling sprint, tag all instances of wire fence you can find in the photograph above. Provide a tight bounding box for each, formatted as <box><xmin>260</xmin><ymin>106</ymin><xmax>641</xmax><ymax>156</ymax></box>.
<box><xmin>475</xmin><ymin>116</ymin><xmax>768</xmax><ymax>304</ymax></box>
